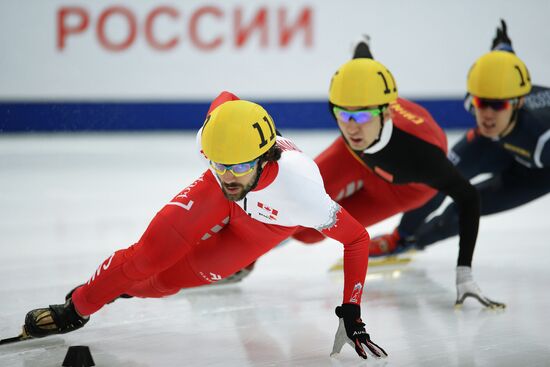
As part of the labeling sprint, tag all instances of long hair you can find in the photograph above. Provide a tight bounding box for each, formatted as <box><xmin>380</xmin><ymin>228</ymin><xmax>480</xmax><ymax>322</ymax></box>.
<box><xmin>246</xmin><ymin>140</ymin><xmax>282</xmax><ymax>193</ymax></box>
<box><xmin>259</xmin><ymin>142</ymin><xmax>282</xmax><ymax>164</ymax></box>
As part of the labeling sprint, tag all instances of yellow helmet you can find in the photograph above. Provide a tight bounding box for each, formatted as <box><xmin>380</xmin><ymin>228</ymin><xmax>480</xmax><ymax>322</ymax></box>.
<box><xmin>201</xmin><ymin>100</ymin><xmax>276</xmax><ymax>164</ymax></box>
<box><xmin>467</xmin><ymin>51</ymin><xmax>531</xmax><ymax>99</ymax></box>
<box><xmin>329</xmin><ymin>58</ymin><xmax>398</xmax><ymax>106</ymax></box>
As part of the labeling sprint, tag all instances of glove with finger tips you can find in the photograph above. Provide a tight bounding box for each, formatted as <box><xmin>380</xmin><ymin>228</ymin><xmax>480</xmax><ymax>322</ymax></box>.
<box><xmin>330</xmin><ymin>304</ymin><xmax>388</xmax><ymax>360</ymax></box>
<box><xmin>455</xmin><ymin>266</ymin><xmax>506</xmax><ymax>309</ymax></box>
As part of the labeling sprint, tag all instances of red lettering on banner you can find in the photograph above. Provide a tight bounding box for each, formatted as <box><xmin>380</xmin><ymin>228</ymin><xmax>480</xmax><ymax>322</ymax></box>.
<box><xmin>97</xmin><ymin>6</ymin><xmax>137</xmax><ymax>51</ymax></box>
<box><xmin>57</xmin><ymin>7</ymin><xmax>89</xmax><ymax>50</ymax></box>
<box><xmin>145</xmin><ymin>6</ymin><xmax>180</xmax><ymax>50</ymax></box>
<box><xmin>234</xmin><ymin>7</ymin><xmax>268</xmax><ymax>48</ymax></box>
<box><xmin>278</xmin><ymin>7</ymin><xmax>313</xmax><ymax>47</ymax></box>
<box><xmin>56</xmin><ymin>5</ymin><xmax>315</xmax><ymax>52</ymax></box>
<box><xmin>190</xmin><ymin>6</ymin><xmax>224</xmax><ymax>50</ymax></box>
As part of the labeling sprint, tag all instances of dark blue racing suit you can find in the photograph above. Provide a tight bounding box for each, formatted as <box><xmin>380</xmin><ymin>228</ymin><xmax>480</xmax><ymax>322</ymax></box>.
<box><xmin>398</xmin><ymin>85</ymin><xmax>550</xmax><ymax>248</ymax></box>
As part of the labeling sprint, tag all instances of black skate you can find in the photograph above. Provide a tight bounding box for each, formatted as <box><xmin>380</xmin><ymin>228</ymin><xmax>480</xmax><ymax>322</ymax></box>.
<box><xmin>1</xmin><ymin>288</ymin><xmax>89</xmax><ymax>345</ymax></box>
<box><xmin>24</xmin><ymin>298</ymin><xmax>89</xmax><ymax>338</ymax></box>
<box><xmin>1</xmin><ymin>286</ymin><xmax>133</xmax><ymax>345</ymax></box>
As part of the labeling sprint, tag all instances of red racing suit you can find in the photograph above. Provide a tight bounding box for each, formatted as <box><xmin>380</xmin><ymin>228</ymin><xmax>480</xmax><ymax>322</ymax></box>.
<box><xmin>72</xmin><ymin>94</ymin><xmax>371</xmax><ymax>316</ymax></box>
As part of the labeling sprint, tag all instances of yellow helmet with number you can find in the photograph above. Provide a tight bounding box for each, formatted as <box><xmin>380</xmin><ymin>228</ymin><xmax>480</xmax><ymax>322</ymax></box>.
<box><xmin>467</xmin><ymin>50</ymin><xmax>531</xmax><ymax>99</ymax></box>
<box><xmin>201</xmin><ymin>100</ymin><xmax>276</xmax><ymax>165</ymax></box>
<box><xmin>329</xmin><ymin>58</ymin><xmax>398</xmax><ymax>106</ymax></box>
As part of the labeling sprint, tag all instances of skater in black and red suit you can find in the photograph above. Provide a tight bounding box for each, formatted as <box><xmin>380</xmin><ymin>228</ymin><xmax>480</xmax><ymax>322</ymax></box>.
<box><xmin>371</xmin><ymin>20</ymin><xmax>550</xmax><ymax>277</ymax></box>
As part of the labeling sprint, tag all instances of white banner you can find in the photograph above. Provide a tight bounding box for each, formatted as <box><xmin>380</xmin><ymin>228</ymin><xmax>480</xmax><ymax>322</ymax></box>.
<box><xmin>0</xmin><ymin>0</ymin><xmax>549</xmax><ymax>100</ymax></box>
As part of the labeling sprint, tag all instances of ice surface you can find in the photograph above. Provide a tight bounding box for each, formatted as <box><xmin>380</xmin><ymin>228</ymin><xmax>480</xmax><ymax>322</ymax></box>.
<box><xmin>1</xmin><ymin>131</ymin><xmax>549</xmax><ymax>366</ymax></box>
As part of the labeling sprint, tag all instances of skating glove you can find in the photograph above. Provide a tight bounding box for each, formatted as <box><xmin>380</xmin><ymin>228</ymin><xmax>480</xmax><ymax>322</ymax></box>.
<box><xmin>330</xmin><ymin>304</ymin><xmax>388</xmax><ymax>360</ymax></box>
<box><xmin>491</xmin><ymin>19</ymin><xmax>514</xmax><ymax>52</ymax></box>
<box><xmin>455</xmin><ymin>266</ymin><xmax>506</xmax><ymax>309</ymax></box>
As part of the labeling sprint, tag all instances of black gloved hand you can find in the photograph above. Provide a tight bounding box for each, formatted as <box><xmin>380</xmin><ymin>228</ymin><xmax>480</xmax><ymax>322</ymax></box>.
<box><xmin>330</xmin><ymin>304</ymin><xmax>388</xmax><ymax>359</ymax></box>
<box><xmin>491</xmin><ymin>19</ymin><xmax>513</xmax><ymax>52</ymax></box>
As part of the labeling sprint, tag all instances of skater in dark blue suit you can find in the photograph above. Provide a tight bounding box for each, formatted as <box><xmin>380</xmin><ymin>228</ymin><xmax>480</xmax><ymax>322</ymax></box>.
<box><xmin>372</xmin><ymin>20</ymin><xmax>550</xmax><ymax>271</ymax></box>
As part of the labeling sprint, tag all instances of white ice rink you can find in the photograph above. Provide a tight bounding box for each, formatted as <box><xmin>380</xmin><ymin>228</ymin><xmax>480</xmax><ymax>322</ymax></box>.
<box><xmin>1</xmin><ymin>131</ymin><xmax>549</xmax><ymax>366</ymax></box>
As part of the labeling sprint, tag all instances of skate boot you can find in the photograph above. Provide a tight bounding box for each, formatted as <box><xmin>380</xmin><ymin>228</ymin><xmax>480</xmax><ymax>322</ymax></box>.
<box><xmin>212</xmin><ymin>261</ymin><xmax>256</xmax><ymax>285</ymax></box>
<box><xmin>369</xmin><ymin>229</ymin><xmax>401</xmax><ymax>257</ymax></box>
<box><xmin>24</xmin><ymin>297</ymin><xmax>89</xmax><ymax>338</ymax></box>
<box><xmin>369</xmin><ymin>229</ymin><xmax>418</xmax><ymax>258</ymax></box>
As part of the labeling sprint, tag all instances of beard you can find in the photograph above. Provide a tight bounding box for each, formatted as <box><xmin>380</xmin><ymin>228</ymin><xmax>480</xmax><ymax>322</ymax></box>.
<box><xmin>221</xmin><ymin>176</ymin><xmax>258</xmax><ymax>201</ymax></box>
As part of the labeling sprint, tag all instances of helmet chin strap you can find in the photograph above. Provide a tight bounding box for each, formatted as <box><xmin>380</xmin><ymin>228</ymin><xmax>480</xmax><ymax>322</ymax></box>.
<box><xmin>499</xmin><ymin>99</ymin><xmax>520</xmax><ymax>138</ymax></box>
<box><xmin>246</xmin><ymin>158</ymin><xmax>266</xmax><ymax>194</ymax></box>
<box><xmin>364</xmin><ymin>105</ymin><xmax>387</xmax><ymax>149</ymax></box>
<box><xmin>363</xmin><ymin>116</ymin><xmax>384</xmax><ymax>149</ymax></box>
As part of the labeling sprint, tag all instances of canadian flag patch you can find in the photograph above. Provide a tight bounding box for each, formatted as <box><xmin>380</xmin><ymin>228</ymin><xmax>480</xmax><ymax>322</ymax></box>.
<box><xmin>257</xmin><ymin>202</ymin><xmax>279</xmax><ymax>220</ymax></box>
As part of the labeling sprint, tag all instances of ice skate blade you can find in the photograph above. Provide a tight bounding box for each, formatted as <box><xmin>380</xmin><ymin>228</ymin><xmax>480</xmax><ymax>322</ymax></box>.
<box><xmin>329</xmin><ymin>253</ymin><xmax>414</xmax><ymax>272</ymax></box>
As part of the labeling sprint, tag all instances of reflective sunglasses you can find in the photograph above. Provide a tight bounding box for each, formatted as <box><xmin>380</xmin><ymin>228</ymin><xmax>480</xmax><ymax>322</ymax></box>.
<box><xmin>333</xmin><ymin>106</ymin><xmax>385</xmax><ymax>124</ymax></box>
<box><xmin>210</xmin><ymin>159</ymin><xmax>258</xmax><ymax>177</ymax></box>
<box><xmin>472</xmin><ymin>96</ymin><xmax>515</xmax><ymax>111</ymax></box>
